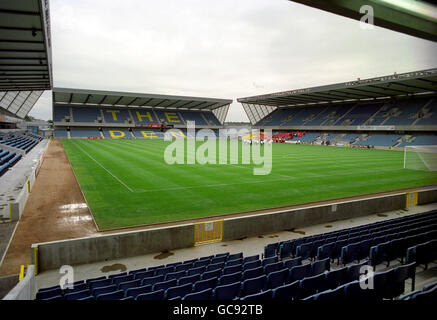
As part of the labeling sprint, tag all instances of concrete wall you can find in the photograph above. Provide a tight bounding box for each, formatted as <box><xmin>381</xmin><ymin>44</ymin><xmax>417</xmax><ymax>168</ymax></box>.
<box><xmin>33</xmin><ymin>224</ymin><xmax>194</xmax><ymax>272</ymax></box>
<box><xmin>32</xmin><ymin>187</ymin><xmax>437</xmax><ymax>272</ymax></box>
<box><xmin>418</xmin><ymin>188</ymin><xmax>437</xmax><ymax>205</ymax></box>
<box><xmin>222</xmin><ymin>193</ymin><xmax>406</xmax><ymax>240</ymax></box>
<box><xmin>2</xmin><ymin>266</ymin><xmax>34</xmax><ymax>300</ymax></box>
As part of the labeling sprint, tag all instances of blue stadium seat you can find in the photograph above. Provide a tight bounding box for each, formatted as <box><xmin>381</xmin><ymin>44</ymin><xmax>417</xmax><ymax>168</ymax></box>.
<box><xmin>125</xmin><ymin>285</ymin><xmax>152</xmax><ymax>299</ymax></box>
<box><xmin>263</xmin><ymin>243</ymin><xmax>277</xmax><ymax>259</ymax></box>
<box><xmin>141</xmin><ymin>275</ymin><xmax>165</xmax><ymax>287</ymax></box>
<box><xmin>193</xmin><ymin>260</ymin><xmax>210</xmax><ymax>268</ymax></box>
<box><xmin>155</xmin><ymin>266</ymin><xmax>175</xmax><ymax>276</ymax></box>
<box><xmin>340</xmin><ymin>242</ymin><xmax>361</xmax><ymax>265</ymax></box>
<box><xmin>372</xmin><ymin>269</ymin><xmax>395</xmax><ymax>300</ymax></box>
<box><xmin>64</xmin><ymin>282</ymin><xmax>88</xmax><ymax>294</ymax></box>
<box><xmin>240</xmin><ymin>275</ymin><xmax>266</xmax><ymax>296</ymax></box>
<box><xmin>136</xmin><ymin>289</ymin><xmax>165</xmax><ymax>300</ymax></box>
<box><xmin>226</xmin><ymin>258</ymin><xmax>243</xmax><ymax>267</ymax></box>
<box><xmin>243</xmin><ymin>260</ymin><xmax>261</xmax><ymax>270</ymax></box>
<box><xmin>242</xmin><ymin>266</ymin><xmax>264</xmax><ymax>281</ymax></box>
<box><xmin>183</xmin><ymin>288</ymin><xmax>213</xmax><ymax>300</ymax></box>
<box><xmin>96</xmin><ymin>290</ymin><xmax>124</xmax><ymax>300</ymax></box>
<box><xmin>389</xmin><ymin>262</ymin><xmax>416</xmax><ymax>298</ymax></box>
<box><xmin>112</xmin><ymin>274</ymin><xmax>134</xmax><ymax>286</ymax></box>
<box><xmin>316</xmin><ymin>242</ymin><xmax>335</xmax><ymax>261</ymax></box>
<box><xmin>343</xmin><ymin>280</ymin><xmax>377</xmax><ymax>301</ymax></box>
<box><xmin>64</xmin><ymin>289</ymin><xmax>92</xmax><ymax>300</ymax></box>
<box><xmin>325</xmin><ymin>266</ymin><xmax>348</xmax><ymax>290</ymax></box>
<box><xmin>271</xmin><ymin>280</ymin><xmax>300</xmax><ymax>300</ymax></box>
<box><xmin>283</xmin><ymin>256</ymin><xmax>302</xmax><ymax>269</ymax></box>
<box><xmin>175</xmin><ymin>263</ymin><xmax>193</xmax><ymax>272</ymax></box>
<box><xmin>193</xmin><ymin>277</ymin><xmax>218</xmax><ymax>293</ymax></box>
<box><xmin>108</xmin><ymin>272</ymin><xmax>127</xmax><ymax>279</ymax></box>
<box><xmin>265</xmin><ymin>268</ymin><xmax>289</xmax><ymax>289</ymax></box>
<box><xmin>264</xmin><ymin>261</ymin><xmax>283</xmax><ymax>275</ymax></box>
<box><xmin>206</xmin><ymin>262</ymin><xmax>225</xmax><ymax>272</ymax></box>
<box><xmin>133</xmin><ymin>269</ymin><xmax>155</xmax><ymax>280</ymax></box>
<box><xmin>213</xmin><ymin>282</ymin><xmax>241</xmax><ymax>300</ymax></box>
<box><xmin>218</xmin><ymin>272</ymin><xmax>242</xmax><ymax>286</ymax></box>
<box><xmin>118</xmin><ymin>279</ymin><xmax>142</xmax><ymax>291</ymax></box>
<box><xmin>211</xmin><ymin>256</ymin><xmax>227</xmax><ymax>264</ymax></box>
<box><xmin>243</xmin><ymin>255</ymin><xmax>259</xmax><ymax>264</ymax></box>
<box><xmin>346</xmin><ymin>260</ymin><xmax>369</xmax><ymax>283</ymax></box>
<box><xmin>287</xmin><ymin>264</ymin><xmax>312</xmax><ymax>284</ymax></box>
<box><xmin>202</xmin><ymin>269</ymin><xmax>221</xmax><ymax>281</ymax></box>
<box><xmin>261</xmin><ymin>256</ymin><xmax>278</xmax><ymax>266</ymax></box>
<box><xmin>279</xmin><ymin>241</ymin><xmax>294</xmax><ymax>260</ymax></box>
<box><xmin>240</xmin><ymin>289</ymin><xmax>272</xmax><ymax>301</ymax></box>
<box><xmin>41</xmin><ymin>295</ymin><xmax>63</xmax><ymax>300</ymax></box>
<box><xmin>92</xmin><ymin>284</ymin><xmax>117</xmax><ymax>298</ymax></box>
<box><xmin>85</xmin><ymin>276</ymin><xmax>106</xmax><ymax>284</ymax></box>
<box><xmin>152</xmin><ymin>279</ymin><xmax>178</xmax><ymax>292</ymax></box>
<box><xmin>311</xmin><ymin>258</ymin><xmax>330</xmax><ymax>276</ymax></box>
<box><xmin>178</xmin><ymin>274</ymin><xmax>201</xmax><ymax>286</ymax></box>
<box><xmin>299</xmin><ymin>273</ymin><xmax>326</xmax><ymax>299</ymax></box>
<box><xmin>165</xmin><ymin>283</ymin><xmax>193</xmax><ymax>299</ymax></box>
<box><xmin>314</xmin><ymin>285</ymin><xmax>346</xmax><ymax>301</ymax></box>
<box><xmin>165</xmin><ymin>270</ymin><xmax>187</xmax><ymax>281</ymax></box>
<box><xmin>187</xmin><ymin>266</ymin><xmax>206</xmax><ymax>276</ymax></box>
<box><xmin>88</xmin><ymin>278</ymin><xmax>112</xmax><ymax>291</ymax></box>
<box><xmin>223</xmin><ymin>264</ymin><xmax>242</xmax><ymax>275</ymax></box>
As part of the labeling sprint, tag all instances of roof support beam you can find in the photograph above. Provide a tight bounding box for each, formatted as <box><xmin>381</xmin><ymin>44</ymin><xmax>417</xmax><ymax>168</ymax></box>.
<box><xmin>98</xmin><ymin>95</ymin><xmax>108</xmax><ymax>104</ymax></box>
<box><xmin>0</xmin><ymin>9</ymin><xmax>40</xmax><ymax>16</ymax></box>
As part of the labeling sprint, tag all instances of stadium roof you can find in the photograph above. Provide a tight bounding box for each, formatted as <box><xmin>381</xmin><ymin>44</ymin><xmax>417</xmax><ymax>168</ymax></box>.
<box><xmin>238</xmin><ymin>68</ymin><xmax>437</xmax><ymax>124</ymax></box>
<box><xmin>289</xmin><ymin>0</ymin><xmax>437</xmax><ymax>42</ymax></box>
<box><xmin>0</xmin><ymin>0</ymin><xmax>53</xmax><ymax>91</ymax></box>
<box><xmin>0</xmin><ymin>90</ymin><xmax>43</xmax><ymax>119</ymax></box>
<box><xmin>0</xmin><ymin>0</ymin><xmax>52</xmax><ymax>120</ymax></box>
<box><xmin>53</xmin><ymin>88</ymin><xmax>232</xmax><ymax>124</ymax></box>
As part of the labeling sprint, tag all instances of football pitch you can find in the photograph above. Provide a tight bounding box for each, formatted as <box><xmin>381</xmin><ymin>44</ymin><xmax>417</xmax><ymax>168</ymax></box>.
<box><xmin>61</xmin><ymin>139</ymin><xmax>437</xmax><ymax>230</ymax></box>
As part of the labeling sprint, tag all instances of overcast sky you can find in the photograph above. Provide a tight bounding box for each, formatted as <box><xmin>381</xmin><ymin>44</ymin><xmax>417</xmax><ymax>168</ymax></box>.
<box><xmin>29</xmin><ymin>0</ymin><xmax>437</xmax><ymax>122</ymax></box>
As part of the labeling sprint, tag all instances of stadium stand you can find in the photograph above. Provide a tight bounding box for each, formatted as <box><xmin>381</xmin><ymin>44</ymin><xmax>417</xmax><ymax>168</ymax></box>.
<box><xmin>0</xmin><ymin>132</ymin><xmax>44</xmax><ymax>177</ymax></box>
<box><xmin>336</xmin><ymin>103</ymin><xmax>383</xmax><ymax>126</ymax></box>
<box><xmin>53</xmin><ymin>92</ymin><xmax>226</xmax><ymax>142</ymax></box>
<box><xmin>69</xmin><ymin>128</ymin><xmax>101</xmax><ymax>138</ymax></box>
<box><xmin>102</xmin><ymin>129</ymin><xmax>132</xmax><ymax>139</ymax></box>
<box><xmin>34</xmin><ymin>209</ymin><xmax>437</xmax><ymax>300</ymax></box>
<box><xmin>102</xmin><ymin>109</ymin><xmax>132</xmax><ymax>124</ymax></box>
<box><xmin>132</xmin><ymin>109</ymin><xmax>160</xmax><ymax>124</ymax></box>
<box><xmin>180</xmin><ymin>111</ymin><xmax>208</xmax><ymax>126</ymax></box>
<box><xmin>352</xmin><ymin>134</ymin><xmax>402</xmax><ymax>147</ymax></box>
<box><xmin>400</xmin><ymin>280</ymin><xmax>437</xmax><ymax>301</ymax></box>
<box><xmin>54</xmin><ymin>129</ymin><xmax>68</xmax><ymax>138</ymax></box>
<box><xmin>71</xmin><ymin>107</ymin><xmax>101</xmax><ymax>123</ymax></box>
<box><xmin>132</xmin><ymin>129</ymin><xmax>164</xmax><ymax>139</ymax></box>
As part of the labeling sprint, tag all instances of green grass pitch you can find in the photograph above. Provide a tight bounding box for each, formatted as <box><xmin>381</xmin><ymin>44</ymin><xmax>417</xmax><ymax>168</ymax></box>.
<box><xmin>61</xmin><ymin>139</ymin><xmax>437</xmax><ymax>230</ymax></box>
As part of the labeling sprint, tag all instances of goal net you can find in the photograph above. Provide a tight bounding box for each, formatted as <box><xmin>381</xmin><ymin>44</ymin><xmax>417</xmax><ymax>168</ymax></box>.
<box><xmin>403</xmin><ymin>145</ymin><xmax>437</xmax><ymax>171</ymax></box>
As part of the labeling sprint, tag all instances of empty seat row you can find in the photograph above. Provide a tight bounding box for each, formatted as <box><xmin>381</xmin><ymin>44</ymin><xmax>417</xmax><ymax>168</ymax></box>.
<box><xmin>269</xmin><ymin>210</ymin><xmax>437</xmax><ymax>262</ymax></box>
<box><xmin>400</xmin><ymin>281</ymin><xmax>437</xmax><ymax>301</ymax></box>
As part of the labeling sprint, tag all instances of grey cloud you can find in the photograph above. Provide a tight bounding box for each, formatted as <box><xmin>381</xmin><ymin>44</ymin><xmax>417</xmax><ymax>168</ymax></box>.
<box><xmin>30</xmin><ymin>0</ymin><xmax>437</xmax><ymax>121</ymax></box>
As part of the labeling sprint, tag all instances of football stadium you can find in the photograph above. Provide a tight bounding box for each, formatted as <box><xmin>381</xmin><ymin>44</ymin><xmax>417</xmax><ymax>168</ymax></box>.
<box><xmin>1</xmin><ymin>0</ymin><xmax>437</xmax><ymax>308</ymax></box>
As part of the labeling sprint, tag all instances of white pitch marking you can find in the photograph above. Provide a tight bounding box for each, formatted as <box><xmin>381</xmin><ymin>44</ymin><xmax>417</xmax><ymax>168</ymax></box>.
<box><xmin>75</xmin><ymin>141</ymin><xmax>134</xmax><ymax>192</ymax></box>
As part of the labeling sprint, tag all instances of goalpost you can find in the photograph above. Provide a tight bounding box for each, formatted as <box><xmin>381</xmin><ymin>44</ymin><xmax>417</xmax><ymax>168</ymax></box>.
<box><xmin>403</xmin><ymin>145</ymin><xmax>437</xmax><ymax>171</ymax></box>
